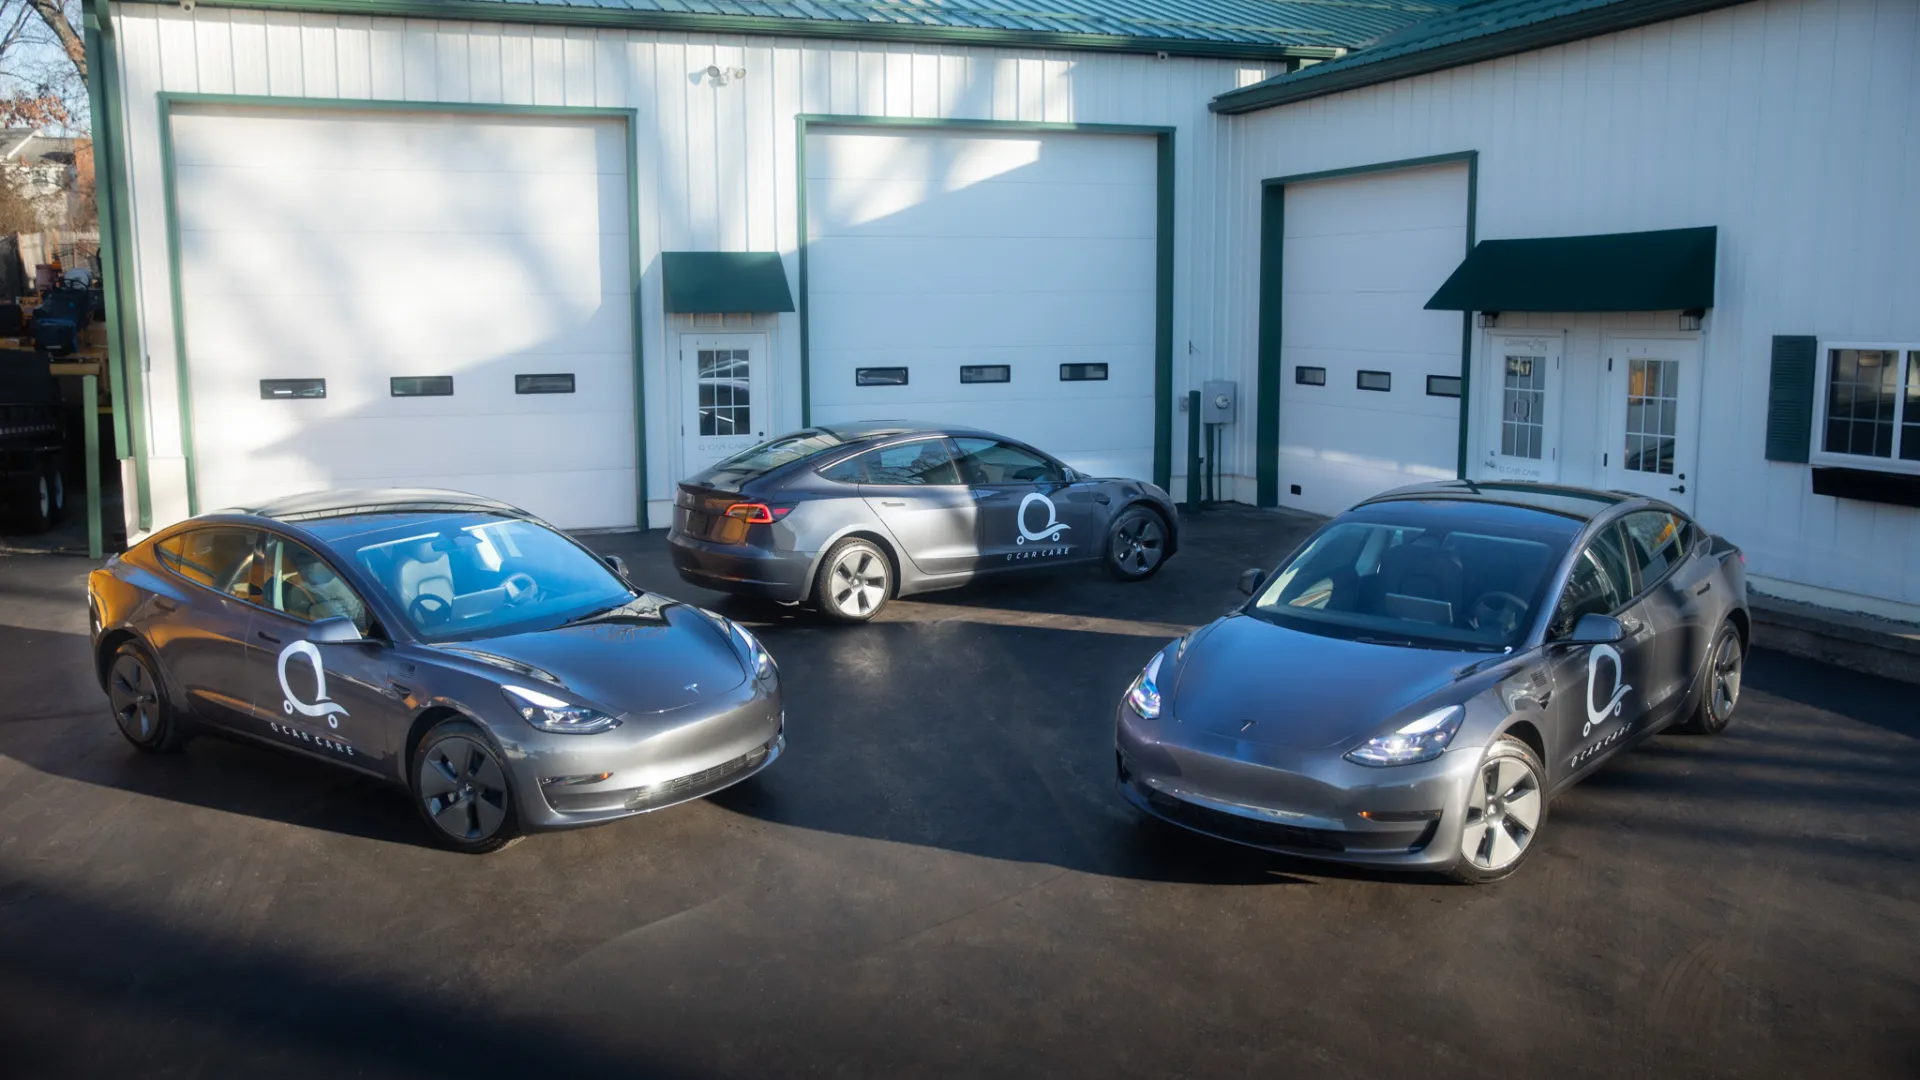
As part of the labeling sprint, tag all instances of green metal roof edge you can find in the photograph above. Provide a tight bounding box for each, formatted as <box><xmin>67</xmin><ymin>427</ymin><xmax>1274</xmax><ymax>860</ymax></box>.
<box><xmin>117</xmin><ymin>0</ymin><xmax>1347</xmax><ymax>62</ymax></box>
<box><xmin>1211</xmin><ymin>0</ymin><xmax>1751</xmax><ymax>114</ymax></box>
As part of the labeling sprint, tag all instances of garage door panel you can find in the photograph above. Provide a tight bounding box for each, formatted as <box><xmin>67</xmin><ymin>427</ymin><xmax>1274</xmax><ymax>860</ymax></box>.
<box><xmin>1279</xmin><ymin>403</ymin><xmax>1457</xmax><ymax>514</ymax></box>
<box><xmin>810</xmin><ymin>290</ymin><xmax>1155</xmax><ymax>353</ymax></box>
<box><xmin>1283</xmin><ymin>292</ymin><xmax>1462</xmax><ymax>353</ymax></box>
<box><xmin>807</xmin><ymin>177</ymin><xmax>1154</xmax><ymax>240</ymax></box>
<box><xmin>811</xmin><ymin>396</ymin><xmax>1155</xmax><ymax>481</ymax></box>
<box><xmin>1284</xmin><ymin>166</ymin><xmax>1470</xmax><ymax>238</ymax></box>
<box><xmin>1279</xmin><ymin>349</ymin><xmax>1462</xmax><ymax>421</ymax></box>
<box><xmin>1281</xmin><ymin>226</ymin><xmax>1467</xmax><ymax>296</ymax></box>
<box><xmin>807</xmin><ymin>130</ymin><xmax>1154</xmax><ymax>187</ymax></box>
<box><xmin>811</xmin><ymin>344</ymin><xmax>1154</xmax><ymax>408</ymax></box>
<box><xmin>807</xmin><ymin>235</ymin><xmax>1154</xmax><ymax>297</ymax></box>
<box><xmin>176</xmin><ymin>107</ymin><xmax>634</xmax><ymax>529</ymax></box>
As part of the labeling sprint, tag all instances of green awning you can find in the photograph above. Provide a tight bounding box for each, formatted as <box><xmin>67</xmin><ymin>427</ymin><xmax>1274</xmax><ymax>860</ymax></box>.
<box><xmin>1425</xmin><ymin>226</ymin><xmax>1716</xmax><ymax>313</ymax></box>
<box><xmin>661</xmin><ymin>251</ymin><xmax>795</xmax><ymax>314</ymax></box>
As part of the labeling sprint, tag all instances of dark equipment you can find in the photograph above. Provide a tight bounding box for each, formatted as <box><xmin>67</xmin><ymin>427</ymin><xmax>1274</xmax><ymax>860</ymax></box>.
<box><xmin>0</xmin><ymin>347</ymin><xmax>68</xmax><ymax>531</ymax></box>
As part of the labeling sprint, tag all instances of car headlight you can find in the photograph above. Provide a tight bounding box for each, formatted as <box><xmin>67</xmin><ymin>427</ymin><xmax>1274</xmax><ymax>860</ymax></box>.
<box><xmin>1126</xmin><ymin>652</ymin><xmax>1164</xmax><ymax>719</ymax></box>
<box><xmin>502</xmin><ymin>684</ymin><xmax>621</xmax><ymax>735</ymax></box>
<box><xmin>1344</xmin><ymin>705</ymin><xmax>1464</xmax><ymax>767</ymax></box>
<box><xmin>730</xmin><ymin>620</ymin><xmax>776</xmax><ymax>681</ymax></box>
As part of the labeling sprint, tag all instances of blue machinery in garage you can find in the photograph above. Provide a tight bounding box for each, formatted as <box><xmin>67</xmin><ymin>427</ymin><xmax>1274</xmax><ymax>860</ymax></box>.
<box><xmin>1186</xmin><ymin>381</ymin><xmax>1237</xmax><ymax>511</ymax></box>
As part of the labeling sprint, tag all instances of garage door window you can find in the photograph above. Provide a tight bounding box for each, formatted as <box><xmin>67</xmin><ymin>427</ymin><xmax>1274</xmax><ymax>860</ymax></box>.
<box><xmin>1060</xmin><ymin>363</ymin><xmax>1108</xmax><ymax>382</ymax></box>
<box><xmin>515</xmin><ymin>374</ymin><xmax>575</xmax><ymax>395</ymax></box>
<box><xmin>960</xmin><ymin>365</ymin><xmax>1010</xmax><ymax>384</ymax></box>
<box><xmin>1296</xmin><ymin>366</ymin><xmax>1326</xmax><ymax>386</ymax></box>
<box><xmin>260</xmin><ymin>378</ymin><xmax>325</xmax><ymax>400</ymax></box>
<box><xmin>855</xmin><ymin>367</ymin><xmax>909</xmax><ymax>386</ymax></box>
<box><xmin>392</xmin><ymin>376</ymin><xmax>453</xmax><ymax>397</ymax></box>
<box><xmin>697</xmin><ymin>349</ymin><xmax>751</xmax><ymax>436</ymax></box>
<box><xmin>1357</xmin><ymin>370</ymin><xmax>1391</xmax><ymax>392</ymax></box>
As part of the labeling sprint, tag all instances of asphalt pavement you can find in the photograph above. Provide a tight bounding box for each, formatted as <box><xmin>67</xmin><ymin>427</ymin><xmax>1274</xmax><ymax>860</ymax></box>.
<box><xmin>1</xmin><ymin>506</ymin><xmax>1915</xmax><ymax>1078</ymax></box>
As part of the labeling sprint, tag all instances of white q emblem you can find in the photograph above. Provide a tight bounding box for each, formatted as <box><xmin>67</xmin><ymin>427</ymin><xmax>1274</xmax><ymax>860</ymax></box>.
<box><xmin>1015</xmin><ymin>492</ymin><xmax>1071</xmax><ymax>545</ymax></box>
<box><xmin>278</xmin><ymin>639</ymin><xmax>351</xmax><ymax>729</ymax></box>
<box><xmin>1582</xmin><ymin>643</ymin><xmax>1633</xmax><ymax>737</ymax></box>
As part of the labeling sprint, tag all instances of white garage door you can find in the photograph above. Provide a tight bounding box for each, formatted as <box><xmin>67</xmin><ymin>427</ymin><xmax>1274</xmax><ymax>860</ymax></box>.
<box><xmin>172</xmin><ymin>107</ymin><xmax>635</xmax><ymax>529</ymax></box>
<box><xmin>1279</xmin><ymin>163</ymin><xmax>1468</xmax><ymax>516</ymax></box>
<box><xmin>805</xmin><ymin>127</ymin><xmax>1157</xmax><ymax>480</ymax></box>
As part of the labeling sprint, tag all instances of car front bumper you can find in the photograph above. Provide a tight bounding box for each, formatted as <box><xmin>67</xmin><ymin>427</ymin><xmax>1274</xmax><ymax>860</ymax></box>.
<box><xmin>1115</xmin><ymin>700</ymin><xmax>1482</xmax><ymax>870</ymax></box>
<box><xmin>501</xmin><ymin>674</ymin><xmax>786</xmax><ymax>832</ymax></box>
<box><xmin>668</xmin><ymin>531</ymin><xmax>814</xmax><ymax>602</ymax></box>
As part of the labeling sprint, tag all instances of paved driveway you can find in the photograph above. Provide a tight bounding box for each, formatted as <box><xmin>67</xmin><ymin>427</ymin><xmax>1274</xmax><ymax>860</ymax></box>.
<box><xmin>1</xmin><ymin>508</ymin><xmax>1915</xmax><ymax>1078</ymax></box>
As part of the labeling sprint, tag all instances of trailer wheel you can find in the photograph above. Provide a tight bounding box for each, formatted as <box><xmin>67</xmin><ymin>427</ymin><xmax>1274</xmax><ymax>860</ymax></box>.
<box><xmin>42</xmin><ymin>455</ymin><xmax>66</xmax><ymax>524</ymax></box>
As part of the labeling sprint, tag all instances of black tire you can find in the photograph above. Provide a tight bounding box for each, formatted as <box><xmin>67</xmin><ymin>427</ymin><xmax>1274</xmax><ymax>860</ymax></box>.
<box><xmin>14</xmin><ymin>470</ymin><xmax>54</xmax><ymax>533</ymax></box>
<box><xmin>1676</xmin><ymin>620</ymin><xmax>1744</xmax><ymax>735</ymax></box>
<box><xmin>812</xmin><ymin>536</ymin><xmax>892</xmax><ymax>623</ymax></box>
<box><xmin>105</xmin><ymin>640</ymin><xmax>191</xmax><ymax>753</ymax></box>
<box><xmin>1105</xmin><ymin>505</ymin><xmax>1170</xmax><ymax>582</ymax></box>
<box><xmin>1443</xmin><ymin>735</ymin><xmax>1548</xmax><ymax>885</ymax></box>
<box><xmin>410</xmin><ymin>719</ymin><xmax>520</xmax><ymax>854</ymax></box>
<box><xmin>42</xmin><ymin>455</ymin><xmax>66</xmax><ymax>524</ymax></box>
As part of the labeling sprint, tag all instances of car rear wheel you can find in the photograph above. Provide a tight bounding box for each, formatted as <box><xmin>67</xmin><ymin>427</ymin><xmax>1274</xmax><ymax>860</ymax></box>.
<box><xmin>411</xmin><ymin>720</ymin><xmax>519</xmax><ymax>854</ymax></box>
<box><xmin>107</xmin><ymin>641</ymin><xmax>190</xmax><ymax>753</ymax></box>
<box><xmin>1676</xmin><ymin>620</ymin><xmax>1743</xmax><ymax>735</ymax></box>
<box><xmin>1444</xmin><ymin>735</ymin><xmax>1547</xmax><ymax>884</ymax></box>
<box><xmin>1105</xmin><ymin>506</ymin><xmax>1168</xmax><ymax>581</ymax></box>
<box><xmin>42</xmin><ymin>456</ymin><xmax>65</xmax><ymax>524</ymax></box>
<box><xmin>814</xmin><ymin>537</ymin><xmax>891</xmax><ymax>623</ymax></box>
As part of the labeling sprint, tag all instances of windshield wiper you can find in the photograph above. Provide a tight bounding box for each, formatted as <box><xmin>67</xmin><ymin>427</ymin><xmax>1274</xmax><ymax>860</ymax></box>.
<box><xmin>1353</xmin><ymin>635</ymin><xmax>1417</xmax><ymax>647</ymax></box>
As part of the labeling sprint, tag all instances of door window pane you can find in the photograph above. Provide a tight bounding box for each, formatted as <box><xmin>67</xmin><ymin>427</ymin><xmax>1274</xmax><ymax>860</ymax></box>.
<box><xmin>1500</xmin><ymin>354</ymin><xmax>1545</xmax><ymax>459</ymax></box>
<box><xmin>951</xmin><ymin>438</ymin><xmax>1065</xmax><ymax>485</ymax></box>
<box><xmin>1623</xmin><ymin>357</ymin><xmax>1679</xmax><ymax>475</ymax></box>
<box><xmin>1553</xmin><ymin>524</ymin><xmax>1635</xmax><ymax>637</ymax></box>
<box><xmin>263</xmin><ymin>536</ymin><xmax>371</xmax><ymax>633</ymax></box>
<box><xmin>1823</xmin><ymin>349</ymin><xmax>1897</xmax><ymax>458</ymax></box>
<box><xmin>1620</xmin><ymin>510</ymin><xmax>1687</xmax><ymax>587</ymax></box>
<box><xmin>157</xmin><ymin>528</ymin><xmax>260</xmax><ymax>598</ymax></box>
<box><xmin>823</xmin><ymin>439</ymin><xmax>961</xmax><ymax>485</ymax></box>
<box><xmin>1902</xmin><ymin>352</ymin><xmax>1920</xmax><ymax>462</ymax></box>
<box><xmin>697</xmin><ymin>349</ymin><xmax>751</xmax><ymax>437</ymax></box>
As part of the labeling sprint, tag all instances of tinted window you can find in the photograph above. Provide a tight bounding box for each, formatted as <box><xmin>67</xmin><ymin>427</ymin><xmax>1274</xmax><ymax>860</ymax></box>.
<box><xmin>1250</xmin><ymin>515</ymin><xmax>1568</xmax><ymax>650</ymax></box>
<box><xmin>156</xmin><ymin>528</ymin><xmax>259</xmax><ymax>599</ymax></box>
<box><xmin>1553</xmin><ymin>524</ymin><xmax>1636</xmax><ymax>637</ymax></box>
<box><xmin>1620</xmin><ymin>510</ymin><xmax>1689</xmax><ymax>588</ymax></box>
<box><xmin>820</xmin><ymin>439</ymin><xmax>961</xmax><ymax>485</ymax></box>
<box><xmin>704</xmin><ymin>430</ymin><xmax>843</xmax><ymax>483</ymax></box>
<box><xmin>952</xmin><ymin>438</ymin><xmax>1065</xmax><ymax>485</ymax></box>
<box><xmin>262</xmin><ymin>534</ymin><xmax>371</xmax><ymax>633</ymax></box>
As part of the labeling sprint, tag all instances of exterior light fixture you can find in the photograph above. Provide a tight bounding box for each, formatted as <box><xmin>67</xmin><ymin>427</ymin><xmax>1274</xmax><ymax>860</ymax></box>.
<box><xmin>1679</xmin><ymin>308</ymin><xmax>1704</xmax><ymax>331</ymax></box>
<box><xmin>704</xmin><ymin>65</ymin><xmax>748</xmax><ymax>86</ymax></box>
<box><xmin>1478</xmin><ymin>311</ymin><xmax>1500</xmax><ymax>328</ymax></box>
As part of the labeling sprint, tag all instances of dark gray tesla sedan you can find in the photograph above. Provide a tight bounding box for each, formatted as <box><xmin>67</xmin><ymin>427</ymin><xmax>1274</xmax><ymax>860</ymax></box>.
<box><xmin>87</xmin><ymin>489</ymin><xmax>783</xmax><ymax>853</ymax></box>
<box><xmin>1116</xmin><ymin>482</ymin><xmax>1748</xmax><ymax>883</ymax></box>
<box><xmin>669</xmin><ymin>422</ymin><xmax>1180</xmax><ymax>622</ymax></box>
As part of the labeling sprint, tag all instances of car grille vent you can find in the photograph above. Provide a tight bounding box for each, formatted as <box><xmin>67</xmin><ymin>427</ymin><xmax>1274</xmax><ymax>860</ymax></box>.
<box><xmin>1144</xmin><ymin>789</ymin><xmax>1346</xmax><ymax>853</ymax></box>
<box><xmin>622</xmin><ymin>739</ymin><xmax>772</xmax><ymax>811</ymax></box>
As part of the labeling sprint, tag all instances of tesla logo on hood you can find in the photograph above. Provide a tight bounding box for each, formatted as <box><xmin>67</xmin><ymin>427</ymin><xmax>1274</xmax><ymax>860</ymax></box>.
<box><xmin>1016</xmin><ymin>492</ymin><xmax>1071</xmax><ymax>545</ymax></box>
<box><xmin>1583</xmin><ymin>643</ymin><xmax>1633</xmax><ymax>737</ymax></box>
<box><xmin>279</xmin><ymin>639</ymin><xmax>350</xmax><ymax>729</ymax></box>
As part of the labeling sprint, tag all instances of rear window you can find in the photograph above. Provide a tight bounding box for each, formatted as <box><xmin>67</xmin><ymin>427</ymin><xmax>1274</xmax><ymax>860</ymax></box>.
<box><xmin>701</xmin><ymin>431</ymin><xmax>842</xmax><ymax>483</ymax></box>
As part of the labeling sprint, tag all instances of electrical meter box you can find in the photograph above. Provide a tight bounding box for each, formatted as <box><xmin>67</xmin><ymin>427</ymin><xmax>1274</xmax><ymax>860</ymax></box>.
<box><xmin>1202</xmin><ymin>380</ymin><xmax>1237</xmax><ymax>425</ymax></box>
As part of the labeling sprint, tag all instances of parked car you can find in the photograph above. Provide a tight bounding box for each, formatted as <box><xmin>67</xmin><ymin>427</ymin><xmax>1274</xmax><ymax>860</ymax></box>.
<box><xmin>669</xmin><ymin>421</ymin><xmax>1180</xmax><ymax>622</ymax></box>
<box><xmin>87</xmin><ymin>488</ymin><xmax>784</xmax><ymax>853</ymax></box>
<box><xmin>0</xmin><ymin>347</ymin><xmax>68</xmax><ymax>532</ymax></box>
<box><xmin>1115</xmin><ymin>481</ymin><xmax>1748</xmax><ymax>883</ymax></box>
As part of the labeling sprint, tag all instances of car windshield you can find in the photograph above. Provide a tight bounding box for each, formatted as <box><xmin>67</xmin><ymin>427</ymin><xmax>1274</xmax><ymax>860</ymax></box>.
<box><xmin>1247</xmin><ymin>505</ymin><xmax>1575</xmax><ymax>650</ymax></box>
<box><xmin>348</xmin><ymin>515</ymin><xmax>632</xmax><ymax>642</ymax></box>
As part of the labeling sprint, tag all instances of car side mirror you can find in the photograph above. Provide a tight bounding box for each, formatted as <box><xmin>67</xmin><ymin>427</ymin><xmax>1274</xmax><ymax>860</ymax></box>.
<box><xmin>604</xmin><ymin>554</ymin><xmax>629</xmax><ymax>579</ymax></box>
<box><xmin>1237</xmin><ymin>568</ymin><xmax>1267</xmax><ymax>596</ymax></box>
<box><xmin>1566</xmin><ymin>613</ymin><xmax>1624</xmax><ymax>646</ymax></box>
<box><xmin>308</xmin><ymin>616</ymin><xmax>364</xmax><ymax>644</ymax></box>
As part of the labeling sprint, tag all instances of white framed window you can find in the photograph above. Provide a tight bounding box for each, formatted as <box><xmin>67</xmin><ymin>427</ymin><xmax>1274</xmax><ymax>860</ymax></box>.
<box><xmin>1811</xmin><ymin>342</ymin><xmax>1920</xmax><ymax>475</ymax></box>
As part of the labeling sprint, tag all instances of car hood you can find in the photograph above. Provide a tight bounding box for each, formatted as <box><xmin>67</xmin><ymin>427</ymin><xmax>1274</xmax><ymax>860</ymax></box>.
<box><xmin>439</xmin><ymin>596</ymin><xmax>746</xmax><ymax>715</ymax></box>
<box><xmin>1170</xmin><ymin>614</ymin><xmax>1477</xmax><ymax>750</ymax></box>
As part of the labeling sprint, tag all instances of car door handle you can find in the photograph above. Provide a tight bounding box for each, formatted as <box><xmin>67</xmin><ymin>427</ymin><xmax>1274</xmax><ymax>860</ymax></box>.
<box><xmin>153</xmin><ymin>597</ymin><xmax>177</xmax><ymax>612</ymax></box>
<box><xmin>256</xmin><ymin>630</ymin><xmax>281</xmax><ymax>645</ymax></box>
<box><xmin>879</xmin><ymin>500</ymin><xmax>906</xmax><ymax>507</ymax></box>
<box><xmin>1692</xmin><ymin>581</ymin><xmax>1711</xmax><ymax>596</ymax></box>
<box><xmin>1094</xmin><ymin>494</ymin><xmax>1111</xmax><ymax>505</ymax></box>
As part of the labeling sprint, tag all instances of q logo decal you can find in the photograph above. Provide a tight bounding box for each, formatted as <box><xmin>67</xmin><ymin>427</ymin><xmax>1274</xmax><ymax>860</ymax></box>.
<box><xmin>278</xmin><ymin>639</ymin><xmax>350</xmax><ymax>729</ymax></box>
<box><xmin>1582</xmin><ymin>643</ymin><xmax>1633</xmax><ymax>737</ymax></box>
<box><xmin>1015</xmin><ymin>492</ymin><xmax>1071</xmax><ymax>545</ymax></box>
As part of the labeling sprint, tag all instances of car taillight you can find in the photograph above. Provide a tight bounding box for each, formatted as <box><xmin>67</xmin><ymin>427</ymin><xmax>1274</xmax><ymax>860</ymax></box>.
<box><xmin>723</xmin><ymin>503</ymin><xmax>789</xmax><ymax>523</ymax></box>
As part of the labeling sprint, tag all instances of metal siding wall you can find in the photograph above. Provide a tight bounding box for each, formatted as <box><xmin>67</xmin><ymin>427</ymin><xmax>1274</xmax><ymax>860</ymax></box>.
<box><xmin>1221</xmin><ymin>0</ymin><xmax>1920</xmax><ymax>607</ymax></box>
<box><xmin>109</xmin><ymin>3</ymin><xmax>1273</xmax><ymax>529</ymax></box>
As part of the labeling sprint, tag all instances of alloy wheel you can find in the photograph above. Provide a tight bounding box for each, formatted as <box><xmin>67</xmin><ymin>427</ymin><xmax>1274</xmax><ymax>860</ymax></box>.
<box><xmin>829</xmin><ymin>548</ymin><xmax>887</xmax><ymax>617</ymax></box>
<box><xmin>1460</xmin><ymin>755</ymin><xmax>1543</xmax><ymax>871</ymax></box>
<box><xmin>418</xmin><ymin>736</ymin><xmax>510</xmax><ymax>841</ymax></box>
<box><xmin>1113</xmin><ymin>515</ymin><xmax>1166</xmax><ymax>575</ymax></box>
<box><xmin>1710</xmin><ymin>632</ymin><xmax>1742</xmax><ymax>723</ymax></box>
<box><xmin>108</xmin><ymin>653</ymin><xmax>159</xmax><ymax>742</ymax></box>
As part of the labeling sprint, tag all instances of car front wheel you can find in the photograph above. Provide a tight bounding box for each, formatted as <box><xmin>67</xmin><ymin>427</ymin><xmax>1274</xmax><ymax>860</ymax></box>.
<box><xmin>1444</xmin><ymin>735</ymin><xmax>1547</xmax><ymax>884</ymax></box>
<box><xmin>412</xmin><ymin>719</ymin><xmax>519</xmax><ymax>854</ymax></box>
<box><xmin>1105</xmin><ymin>506</ymin><xmax>1169</xmax><ymax>582</ymax></box>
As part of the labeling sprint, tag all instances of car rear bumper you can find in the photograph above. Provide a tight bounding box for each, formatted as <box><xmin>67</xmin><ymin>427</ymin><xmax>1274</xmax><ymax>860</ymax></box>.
<box><xmin>668</xmin><ymin>531</ymin><xmax>813</xmax><ymax>602</ymax></box>
<box><xmin>1115</xmin><ymin>700</ymin><xmax>1481</xmax><ymax>870</ymax></box>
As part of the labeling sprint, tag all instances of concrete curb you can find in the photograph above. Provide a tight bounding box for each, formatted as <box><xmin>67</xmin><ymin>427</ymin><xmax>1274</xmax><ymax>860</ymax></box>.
<box><xmin>1750</xmin><ymin>594</ymin><xmax>1920</xmax><ymax>686</ymax></box>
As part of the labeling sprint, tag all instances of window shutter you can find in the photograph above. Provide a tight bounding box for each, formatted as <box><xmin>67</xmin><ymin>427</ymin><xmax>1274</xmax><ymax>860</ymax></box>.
<box><xmin>1765</xmin><ymin>335</ymin><xmax>1818</xmax><ymax>463</ymax></box>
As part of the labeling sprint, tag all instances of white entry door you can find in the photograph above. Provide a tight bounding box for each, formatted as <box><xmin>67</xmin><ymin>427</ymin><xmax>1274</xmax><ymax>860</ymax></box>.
<box><xmin>681</xmin><ymin>335</ymin><xmax>769</xmax><ymax>477</ymax></box>
<box><xmin>1479</xmin><ymin>333</ymin><xmax>1564</xmax><ymax>483</ymax></box>
<box><xmin>1603</xmin><ymin>336</ymin><xmax>1702</xmax><ymax>512</ymax></box>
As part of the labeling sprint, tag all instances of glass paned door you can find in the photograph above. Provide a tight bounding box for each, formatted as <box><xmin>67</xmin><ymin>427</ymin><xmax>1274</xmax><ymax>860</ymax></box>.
<box><xmin>1481</xmin><ymin>333</ymin><xmax>1564</xmax><ymax>483</ymax></box>
<box><xmin>681</xmin><ymin>334</ymin><xmax>769</xmax><ymax>479</ymax></box>
<box><xmin>1604</xmin><ymin>337</ymin><xmax>1701</xmax><ymax>512</ymax></box>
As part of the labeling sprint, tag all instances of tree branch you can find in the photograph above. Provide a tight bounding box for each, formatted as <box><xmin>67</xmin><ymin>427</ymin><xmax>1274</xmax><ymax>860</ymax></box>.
<box><xmin>25</xmin><ymin>0</ymin><xmax>82</xmax><ymax>81</ymax></box>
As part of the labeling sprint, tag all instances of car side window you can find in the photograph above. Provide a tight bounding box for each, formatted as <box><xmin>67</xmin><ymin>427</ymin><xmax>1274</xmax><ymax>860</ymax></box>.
<box><xmin>1620</xmin><ymin>510</ymin><xmax>1688</xmax><ymax>588</ymax></box>
<box><xmin>819</xmin><ymin>439</ymin><xmax>962</xmax><ymax>486</ymax></box>
<box><xmin>262</xmin><ymin>534</ymin><xmax>372</xmax><ymax>634</ymax></box>
<box><xmin>156</xmin><ymin>528</ymin><xmax>261</xmax><ymax>600</ymax></box>
<box><xmin>1552</xmin><ymin>524</ymin><xmax>1635</xmax><ymax>638</ymax></box>
<box><xmin>951</xmin><ymin>438</ymin><xmax>1065</xmax><ymax>485</ymax></box>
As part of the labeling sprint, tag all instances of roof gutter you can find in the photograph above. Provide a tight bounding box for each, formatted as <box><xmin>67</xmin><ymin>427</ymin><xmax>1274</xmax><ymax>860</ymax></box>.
<box><xmin>1211</xmin><ymin>0</ymin><xmax>1753</xmax><ymax>114</ymax></box>
<box><xmin>118</xmin><ymin>0</ymin><xmax>1347</xmax><ymax>63</ymax></box>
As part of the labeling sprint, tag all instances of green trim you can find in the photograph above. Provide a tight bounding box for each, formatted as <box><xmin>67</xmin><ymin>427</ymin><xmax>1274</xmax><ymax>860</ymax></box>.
<box><xmin>794</xmin><ymin>114</ymin><xmax>1177</xmax><ymax>489</ymax></box>
<box><xmin>153</xmin><ymin>93</ymin><xmax>648</xmax><ymax>525</ymax></box>
<box><xmin>1254</xmin><ymin>151</ymin><xmax>1478</xmax><ymax>505</ymax></box>
<box><xmin>1212</xmin><ymin>0</ymin><xmax>1752</xmax><ymax>114</ymax></box>
<box><xmin>121</xmin><ymin>0</ymin><xmax>1342</xmax><ymax>63</ymax></box>
<box><xmin>86</xmin><ymin>0</ymin><xmax>152</xmax><ymax>530</ymax></box>
<box><xmin>84</xmin><ymin>373</ymin><xmax>102</xmax><ymax>558</ymax></box>
<box><xmin>662</xmin><ymin>252</ymin><xmax>796</xmax><ymax>315</ymax></box>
